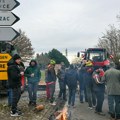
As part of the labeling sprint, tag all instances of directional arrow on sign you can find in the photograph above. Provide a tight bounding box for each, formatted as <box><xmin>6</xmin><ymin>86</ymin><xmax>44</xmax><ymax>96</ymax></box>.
<box><xmin>0</xmin><ymin>11</ymin><xmax>20</xmax><ymax>26</ymax></box>
<box><xmin>0</xmin><ymin>27</ymin><xmax>19</xmax><ymax>41</ymax></box>
<box><xmin>0</xmin><ymin>0</ymin><xmax>20</xmax><ymax>11</ymax></box>
<box><xmin>0</xmin><ymin>53</ymin><xmax>12</xmax><ymax>62</ymax></box>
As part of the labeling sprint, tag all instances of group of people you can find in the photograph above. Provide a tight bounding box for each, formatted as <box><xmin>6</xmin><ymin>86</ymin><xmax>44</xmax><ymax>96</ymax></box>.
<box><xmin>7</xmin><ymin>54</ymin><xmax>120</xmax><ymax>120</ymax></box>
<box><xmin>78</xmin><ymin>60</ymin><xmax>120</xmax><ymax>120</ymax></box>
<box><xmin>57</xmin><ymin>59</ymin><xmax>120</xmax><ymax>120</ymax></box>
<box><xmin>7</xmin><ymin>54</ymin><xmax>41</xmax><ymax>116</ymax></box>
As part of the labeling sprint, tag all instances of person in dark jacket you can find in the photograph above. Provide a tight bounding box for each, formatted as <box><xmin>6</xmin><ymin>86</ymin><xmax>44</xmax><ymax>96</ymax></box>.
<box><xmin>25</xmin><ymin>59</ymin><xmax>41</xmax><ymax>106</ymax></box>
<box><xmin>45</xmin><ymin>60</ymin><xmax>56</xmax><ymax>105</ymax></box>
<box><xmin>65</xmin><ymin>64</ymin><xmax>79</xmax><ymax>107</ymax></box>
<box><xmin>7</xmin><ymin>54</ymin><xmax>23</xmax><ymax>116</ymax></box>
<box><xmin>57</xmin><ymin>62</ymin><xmax>66</xmax><ymax>101</ymax></box>
<box><xmin>78</xmin><ymin>63</ymin><xmax>87</xmax><ymax>103</ymax></box>
<box><xmin>84</xmin><ymin>60</ymin><xmax>96</xmax><ymax>109</ymax></box>
<box><xmin>92</xmin><ymin>68</ymin><xmax>105</xmax><ymax>116</ymax></box>
<box><xmin>102</xmin><ymin>63</ymin><xmax>120</xmax><ymax>120</ymax></box>
<box><xmin>7</xmin><ymin>61</ymin><xmax>25</xmax><ymax>106</ymax></box>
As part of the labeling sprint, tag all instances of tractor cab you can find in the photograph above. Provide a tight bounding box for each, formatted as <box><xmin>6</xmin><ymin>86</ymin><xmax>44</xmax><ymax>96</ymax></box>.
<box><xmin>84</xmin><ymin>48</ymin><xmax>111</xmax><ymax>69</ymax></box>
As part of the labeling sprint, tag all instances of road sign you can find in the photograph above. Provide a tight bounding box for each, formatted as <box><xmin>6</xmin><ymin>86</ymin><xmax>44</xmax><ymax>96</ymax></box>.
<box><xmin>0</xmin><ymin>0</ymin><xmax>20</xmax><ymax>11</ymax></box>
<box><xmin>0</xmin><ymin>11</ymin><xmax>20</xmax><ymax>26</ymax></box>
<box><xmin>0</xmin><ymin>53</ymin><xmax>12</xmax><ymax>62</ymax></box>
<box><xmin>0</xmin><ymin>27</ymin><xmax>19</xmax><ymax>41</ymax></box>
<box><xmin>0</xmin><ymin>71</ymin><xmax>8</xmax><ymax>80</ymax></box>
<box><xmin>0</xmin><ymin>62</ymin><xmax>8</xmax><ymax>70</ymax></box>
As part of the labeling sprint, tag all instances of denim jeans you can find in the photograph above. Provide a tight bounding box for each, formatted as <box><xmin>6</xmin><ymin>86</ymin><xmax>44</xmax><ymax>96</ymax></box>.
<box><xmin>108</xmin><ymin>95</ymin><xmax>114</xmax><ymax>114</ymax></box>
<box><xmin>8</xmin><ymin>88</ymin><xmax>13</xmax><ymax>106</ymax></box>
<box><xmin>28</xmin><ymin>82</ymin><xmax>38</xmax><ymax>103</ymax></box>
<box><xmin>58</xmin><ymin>81</ymin><xmax>66</xmax><ymax>100</ymax></box>
<box><xmin>79</xmin><ymin>82</ymin><xmax>87</xmax><ymax>102</ymax></box>
<box><xmin>11</xmin><ymin>87</ymin><xmax>21</xmax><ymax>113</ymax></box>
<box><xmin>86</xmin><ymin>85</ymin><xmax>96</xmax><ymax>107</ymax></box>
<box><xmin>68</xmin><ymin>87</ymin><xmax>76</xmax><ymax>106</ymax></box>
<box><xmin>108</xmin><ymin>95</ymin><xmax>120</xmax><ymax>119</ymax></box>
<box><xmin>95</xmin><ymin>91</ymin><xmax>104</xmax><ymax>112</ymax></box>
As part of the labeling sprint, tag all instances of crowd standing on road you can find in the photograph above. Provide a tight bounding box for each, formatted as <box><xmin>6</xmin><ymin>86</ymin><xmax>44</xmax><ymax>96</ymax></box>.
<box><xmin>77</xmin><ymin>60</ymin><xmax>120</xmax><ymax>120</ymax></box>
<box><xmin>6</xmin><ymin>54</ymin><xmax>120</xmax><ymax>120</ymax></box>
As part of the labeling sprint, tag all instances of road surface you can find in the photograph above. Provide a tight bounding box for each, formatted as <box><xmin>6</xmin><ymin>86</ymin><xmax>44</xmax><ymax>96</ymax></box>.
<box><xmin>67</xmin><ymin>93</ymin><xmax>110</xmax><ymax>120</ymax></box>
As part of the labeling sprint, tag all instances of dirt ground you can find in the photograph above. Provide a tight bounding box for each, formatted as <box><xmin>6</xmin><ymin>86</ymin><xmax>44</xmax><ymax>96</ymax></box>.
<box><xmin>0</xmin><ymin>91</ymin><xmax>65</xmax><ymax>120</ymax></box>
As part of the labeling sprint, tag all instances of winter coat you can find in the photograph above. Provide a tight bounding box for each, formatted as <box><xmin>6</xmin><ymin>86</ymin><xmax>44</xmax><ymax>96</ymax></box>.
<box><xmin>45</xmin><ymin>67</ymin><xmax>56</xmax><ymax>83</ymax></box>
<box><xmin>78</xmin><ymin>66</ymin><xmax>86</xmax><ymax>89</ymax></box>
<box><xmin>65</xmin><ymin>68</ymin><xmax>78</xmax><ymax>88</ymax></box>
<box><xmin>83</xmin><ymin>66</ymin><xmax>94</xmax><ymax>86</ymax></box>
<box><xmin>25</xmin><ymin>60</ymin><xmax>41</xmax><ymax>84</ymax></box>
<box><xmin>57</xmin><ymin>67</ymin><xmax>65</xmax><ymax>82</ymax></box>
<box><xmin>102</xmin><ymin>68</ymin><xmax>120</xmax><ymax>95</ymax></box>
<box><xmin>92</xmin><ymin>70</ymin><xmax>105</xmax><ymax>92</ymax></box>
<box><xmin>7</xmin><ymin>62</ymin><xmax>21</xmax><ymax>88</ymax></box>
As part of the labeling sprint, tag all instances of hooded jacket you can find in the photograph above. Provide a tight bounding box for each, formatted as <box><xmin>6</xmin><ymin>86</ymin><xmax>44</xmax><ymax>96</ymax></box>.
<box><xmin>65</xmin><ymin>67</ymin><xmax>78</xmax><ymax>88</ymax></box>
<box><xmin>57</xmin><ymin>66</ymin><xmax>65</xmax><ymax>82</ymax></box>
<box><xmin>45</xmin><ymin>64</ymin><xmax>56</xmax><ymax>83</ymax></box>
<box><xmin>25</xmin><ymin>60</ymin><xmax>41</xmax><ymax>84</ymax></box>
<box><xmin>7</xmin><ymin>61</ymin><xmax>21</xmax><ymax>88</ymax></box>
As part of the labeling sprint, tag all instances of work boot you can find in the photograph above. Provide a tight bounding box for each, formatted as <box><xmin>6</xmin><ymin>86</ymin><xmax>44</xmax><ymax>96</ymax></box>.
<box><xmin>32</xmin><ymin>102</ymin><xmax>37</xmax><ymax>106</ymax></box>
<box><xmin>28</xmin><ymin>101</ymin><xmax>32</xmax><ymax>106</ymax></box>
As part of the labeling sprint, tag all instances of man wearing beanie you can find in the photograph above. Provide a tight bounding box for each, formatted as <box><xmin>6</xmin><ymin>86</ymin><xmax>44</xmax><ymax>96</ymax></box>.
<box><xmin>7</xmin><ymin>54</ymin><xmax>24</xmax><ymax>116</ymax></box>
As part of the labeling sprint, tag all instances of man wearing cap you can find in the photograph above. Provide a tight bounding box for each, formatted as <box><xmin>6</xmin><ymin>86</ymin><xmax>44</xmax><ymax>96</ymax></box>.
<box><xmin>7</xmin><ymin>54</ymin><xmax>24</xmax><ymax>116</ymax></box>
<box><xmin>45</xmin><ymin>60</ymin><xmax>56</xmax><ymax>105</ymax></box>
<box><xmin>84</xmin><ymin>60</ymin><xmax>96</xmax><ymax>109</ymax></box>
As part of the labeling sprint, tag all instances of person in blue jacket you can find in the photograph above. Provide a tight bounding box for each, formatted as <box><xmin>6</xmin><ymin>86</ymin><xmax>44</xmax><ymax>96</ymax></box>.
<box><xmin>25</xmin><ymin>59</ymin><xmax>41</xmax><ymax>106</ymax></box>
<box><xmin>65</xmin><ymin>64</ymin><xmax>79</xmax><ymax>107</ymax></box>
<box><xmin>78</xmin><ymin>62</ymin><xmax>88</xmax><ymax>103</ymax></box>
<box><xmin>83</xmin><ymin>60</ymin><xmax>96</xmax><ymax>109</ymax></box>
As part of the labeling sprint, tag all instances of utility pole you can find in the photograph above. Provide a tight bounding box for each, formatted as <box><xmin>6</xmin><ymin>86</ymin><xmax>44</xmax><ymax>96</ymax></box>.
<box><xmin>65</xmin><ymin>48</ymin><xmax>68</xmax><ymax>57</ymax></box>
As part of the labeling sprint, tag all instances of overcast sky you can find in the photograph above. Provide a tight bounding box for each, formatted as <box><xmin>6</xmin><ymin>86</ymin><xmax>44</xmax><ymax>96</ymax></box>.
<box><xmin>13</xmin><ymin>0</ymin><xmax>120</xmax><ymax>55</ymax></box>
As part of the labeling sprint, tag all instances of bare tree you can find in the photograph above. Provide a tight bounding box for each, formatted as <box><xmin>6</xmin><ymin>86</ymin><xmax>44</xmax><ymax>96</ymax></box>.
<box><xmin>96</xmin><ymin>25</ymin><xmax>120</xmax><ymax>63</ymax></box>
<box><xmin>36</xmin><ymin>53</ymin><xmax>50</xmax><ymax>69</ymax></box>
<box><xmin>11</xmin><ymin>29</ymin><xmax>34</xmax><ymax>61</ymax></box>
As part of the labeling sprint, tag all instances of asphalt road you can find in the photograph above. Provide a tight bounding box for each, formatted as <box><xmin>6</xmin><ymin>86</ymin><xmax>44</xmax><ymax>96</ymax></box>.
<box><xmin>67</xmin><ymin>93</ymin><xmax>110</xmax><ymax>120</ymax></box>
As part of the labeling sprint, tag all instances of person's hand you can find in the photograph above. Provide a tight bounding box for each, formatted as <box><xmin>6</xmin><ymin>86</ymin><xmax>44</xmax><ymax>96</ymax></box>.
<box><xmin>31</xmin><ymin>73</ymin><xmax>34</xmax><ymax>77</ymax></box>
<box><xmin>20</xmin><ymin>72</ymin><xmax>24</xmax><ymax>76</ymax></box>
